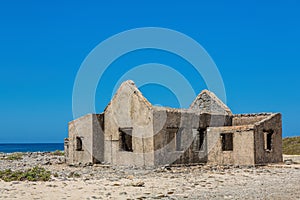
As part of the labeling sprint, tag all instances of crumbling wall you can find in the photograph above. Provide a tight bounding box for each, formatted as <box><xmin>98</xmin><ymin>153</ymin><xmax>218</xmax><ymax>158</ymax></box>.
<box><xmin>207</xmin><ymin>125</ymin><xmax>255</xmax><ymax>165</ymax></box>
<box><xmin>233</xmin><ymin>113</ymin><xmax>271</xmax><ymax>126</ymax></box>
<box><xmin>153</xmin><ymin>108</ymin><xmax>233</xmax><ymax>166</ymax></box>
<box><xmin>67</xmin><ymin>114</ymin><xmax>94</xmax><ymax>165</ymax></box>
<box><xmin>104</xmin><ymin>80</ymin><xmax>154</xmax><ymax>166</ymax></box>
<box><xmin>66</xmin><ymin>79</ymin><xmax>283</xmax><ymax>167</ymax></box>
<box><xmin>190</xmin><ymin>90</ymin><xmax>232</xmax><ymax>116</ymax></box>
<box><xmin>199</xmin><ymin>113</ymin><xmax>232</xmax><ymax>127</ymax></box>
<box><xmin>64</xmin><ymin>138</ymin><xmax>69</xmax><ymax>163</ymax></box>
<box><xmin>254</xmin><ymin>113</ymin><xmax>282</xmax><ymax>164</ymax></box>
<box><xmin>92</xmin><ymin>114</ymin><xmax>104</xmax><ymax>163</ymax></box>
<box><xmin>153</xmin><ymin>108</ymin><xmax>200</xmax><ymax>165</ymax></box>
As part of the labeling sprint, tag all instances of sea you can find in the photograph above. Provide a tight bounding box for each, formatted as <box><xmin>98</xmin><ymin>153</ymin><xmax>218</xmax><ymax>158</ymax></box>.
<box><xmin>0</xmin><ymin>143</ymin><xmax>64</xmax><ymax>153</ymax></box>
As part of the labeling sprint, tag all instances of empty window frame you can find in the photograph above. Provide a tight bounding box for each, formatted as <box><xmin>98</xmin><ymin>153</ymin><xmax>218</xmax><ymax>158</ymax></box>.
<box><xmin>264</xmin><ymin>130</ymin><xmax>274</xmax><ymax>151</ymax></box>
<box><xmin>193</xmin><ymin>128</ymin><xmax>206</xmax><ymax>151</ymax></box>
<box><xmin>166</xmin><ymin>127</ymin><xmax>182</xmax><ymax>151</ymax></box>
<box><xmin>176</xmin><ymin>128</ymin><xmax>183</xmax><ymax>151</ymax></box>
<box><xmin>119</xmin><ymin>128</ymin><xmax>133</xmax><ymax>152</ymax></box>
<box><xmin>221</xmin><ymin>133</ymin><xmax>233</xmax><ymax>151</ymax></box>
<box><xmin>76</xmin><ymin>136</ymin><xmax>83</xmax><ymax>151</ymax></box>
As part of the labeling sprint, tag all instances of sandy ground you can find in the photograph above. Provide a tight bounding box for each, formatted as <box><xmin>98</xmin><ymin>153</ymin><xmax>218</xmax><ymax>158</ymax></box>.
<box><xmin>0</xmin><ymin>153</ymin><xmax>300</xmax><ymax>199</ymax></box>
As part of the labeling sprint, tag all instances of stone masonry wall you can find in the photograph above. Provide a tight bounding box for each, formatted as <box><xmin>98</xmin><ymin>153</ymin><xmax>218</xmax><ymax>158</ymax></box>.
<box><xmin>153</xmin><ymin>107</ymin><xmax>233</xmax><ymax>166</ymax></box>
<box><xmin>67</xmin><ymin>114</ymin><xmax>94</xmax><ymax>165</ymax></box>
<box><xmin>232</xmin><ymin>113</ymin><xmax>271</xmax><ymax>126</ymax></box>
<box><xmin>254</xmin><ymin>113</ymin><xmax>282</xmax><ymax>164</ymax></box>
<box><xmin>207</xmin><ymin>125</ymin><xmax>255</xmax><ymax>165</ymax></box>
<box><xmin>190</xmin><ymin>90</ymin><xmax>232</xmax><ymax>116</ymax></box>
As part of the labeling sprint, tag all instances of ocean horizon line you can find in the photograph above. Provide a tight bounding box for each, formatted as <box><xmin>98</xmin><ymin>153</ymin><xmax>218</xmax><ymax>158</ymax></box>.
<box><xmin>0</xmin><ymin>143</ymin><xmax>64</xmax><ymax>153</ymax></box>
<box><xmin>0</xmin><ymin>142</ymin><xmax>64</xmax><ymax>144</ymax></box>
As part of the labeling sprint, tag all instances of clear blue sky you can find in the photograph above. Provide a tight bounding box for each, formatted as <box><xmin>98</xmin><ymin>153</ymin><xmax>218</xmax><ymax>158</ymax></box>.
<box><xmin>0</xmin><ymin>1</ymin><xmax>299</xmax><ymax>143</ymax></box>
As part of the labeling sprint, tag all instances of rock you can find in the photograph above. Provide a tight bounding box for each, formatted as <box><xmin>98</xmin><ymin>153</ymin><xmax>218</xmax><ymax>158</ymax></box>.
<box><xmin>126</xmin><ymin>175</ymin><xmax>134</xmax><ymax>180</ymax></box>
<box><xmin>119</xmin><ymin>192</ymin><xmax>127</xmax><ymax>195</ymax></box>
<box><xmin>84</xmin><ymin>162</ymin><xmax>93</xmax><ymax>167</ymax></box>
<box><xmin>42</xmin><ymin>161</ymin><xmax>51</xmax><ymax>165</ymax></box>
<box><xmin>136</xmin><ymin>196</ymin><xmax>147</xmax><ymax>199</ymax></box>
<box><xmin>46</xmin><ymin>184</ymin><xmax>58</xmax><ymax>187</ymax></box>
<box><xmin>285</xmin><ymin>159</ymin><xmax>293</xmax><ymax>165</ymax></box>
<box><xmin>91</xmin><ymin>196</ymin><xmax>100</xmax><ymax>199</ymax></box>
<box><xmin>108</xmin><ymin>177</ymin><xmax>120</xmax><ymax>181</ymax></box>
<box><xmin>155</xmin><ymin>194</ymin><xmax>167</xmax><ymax>198</ymax></box>
<box><xmin>131</xmin><ymin>181</ymin><xmax>145</xmax><ymax>187</ymax></box>
<box><xmin>164</xmin><ymin>165</ymin><xmax>172</xmax><ymax>171</ymax></box>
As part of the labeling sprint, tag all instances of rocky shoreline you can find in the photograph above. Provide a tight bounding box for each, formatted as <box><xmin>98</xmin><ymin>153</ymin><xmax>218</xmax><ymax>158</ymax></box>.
<box><xmin>0</xmin><ymin>152</ymin><xmax>300</xmax><ymax>199</ymax></box>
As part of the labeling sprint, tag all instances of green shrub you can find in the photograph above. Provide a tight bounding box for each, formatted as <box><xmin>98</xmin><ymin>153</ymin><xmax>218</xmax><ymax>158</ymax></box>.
<box><xmin>0</xmin><ymin>166</ymin><xmax>51</xmax><ymax>182</ymax></box>
<box><xmin>5</xmin><ymin>153</ymin><xmax>23</xmax><ymax>160</ymax></box>
<box><xmin>283</xmin><ymin>136</ymin><xmax>300</xmax><ymax>155</ymax></box>
<box><xmin>68</xmin><ymin>171</ymin><xmax>81</xmax><ymax>178</ymax></box>
<box><xmin>51</xmin><ymin>150</ymin><xmax>64</xmax><ymax>156</ymax></box>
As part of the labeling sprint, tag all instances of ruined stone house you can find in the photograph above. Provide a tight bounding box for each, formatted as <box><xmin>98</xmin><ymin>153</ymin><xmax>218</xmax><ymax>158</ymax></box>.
<box><xmin>65</xmin><ymin>80</ymin><xmax>282</xmax><ymax>166</ymax></box>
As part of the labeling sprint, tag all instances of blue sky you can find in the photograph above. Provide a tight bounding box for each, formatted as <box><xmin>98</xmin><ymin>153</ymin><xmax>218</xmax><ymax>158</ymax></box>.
<box><xmin>0</xmin><ymin>1</ymin><xmax>299</xmax><ymax>143</ymax></box>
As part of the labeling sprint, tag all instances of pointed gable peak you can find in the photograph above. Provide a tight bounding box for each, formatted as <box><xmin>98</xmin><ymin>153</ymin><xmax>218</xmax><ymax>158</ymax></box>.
<box><xmin>121</xmin><ymin>79</ymin><xmax>136</xmax><ymax>87</ymax></box>
<box><xmin>190</xmin><ymin>89</ymin><xmax>232</xmax><ymax>115</ymax></box>
<box><xmin>104</xmin><ymin>80</ymin><xmax>152</xmax><ymax>111</ymax></box>
<box><xmin>117</xmin><ymin>80</ymin><xmax>144</xmax><ymax>97</ymax></box>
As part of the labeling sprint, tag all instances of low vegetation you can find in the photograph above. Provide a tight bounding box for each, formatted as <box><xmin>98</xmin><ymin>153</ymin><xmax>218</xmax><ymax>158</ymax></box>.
<box><xmin>3</xmin><ymin>153</ymin><xmax>23</xmax><ymax>161</ymax></box>
<box><xmin>68</xmin><ymin>171</ymin><xmax>81</xmax><ymax>178</ymax></box>
<box><xmin>283</xmin><ymin>136</ymin><xmax>300</xmax><ymax>155</ymax></box>
<box><xmin>0</xmin><ymin>166</ymin><xmax>51</xmax><ymax>182</ymax></box>
<box><xmin>51</xmin><ymin>150</ymin><xmax>64</xmax><ymax>156</ymax></box>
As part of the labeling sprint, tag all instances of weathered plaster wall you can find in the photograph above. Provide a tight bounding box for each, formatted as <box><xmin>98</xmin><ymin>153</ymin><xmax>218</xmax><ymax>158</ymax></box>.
<box><xmin>65</xmin><ymin>79</ymin><xmax>283</xmax><ymax>167</ymax></box>
<box><xmin>233</xmin><ymin>114</ymin><xmax>271</xmax><ymax>126</ymax></box>
<box><xmin>104</xmin><ymin>81</ymin><xmax>154</xmax><ymax>166</ymax></box>
<box><xmin>153</xmin><ymin>107</ymin><xmax>233</xmax><ymax>165</ymax></box>
<box><xmin>207</xmin><ymin>125</ymin><xmax>255</xmax><ymax>165</ymax></box>
<box><xmin>153</xmin><ymin>108</ymin><xmax>199</xmax><ymax>165</ymax></box>
<box><xmin>254</xmin><ymin>113</ymin><xmax>282</xmax><ymax>164</ymax></box>
<box><xmin>67</xmin><ymin>114</ymin><xmax>94</xmax><ymax>165</ymax></box>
